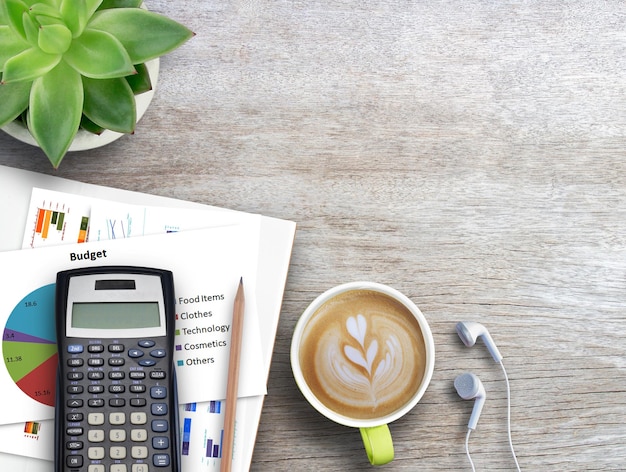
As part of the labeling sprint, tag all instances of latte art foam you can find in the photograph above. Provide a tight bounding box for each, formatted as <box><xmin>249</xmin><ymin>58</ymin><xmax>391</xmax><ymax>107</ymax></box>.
<box><xmin>299</xmin><ymin>290</ymin><xmax>427</xmax><ymax>420</ymax></box>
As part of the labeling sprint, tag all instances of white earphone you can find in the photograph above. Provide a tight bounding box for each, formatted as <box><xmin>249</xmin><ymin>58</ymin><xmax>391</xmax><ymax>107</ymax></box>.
<box><xmin>456</xmin><ymin>320</ymin><xmax>502</xmax><ymax>362</ymax></box>
<box><xmin>454</xmin><ymin>372</ymin><xmax>486</xmax><ymax>431</ymax></box>
<box><xmin>455</xmin><ymin>321</ymin><xmax>521</xmax><ymax>471</ymax></box>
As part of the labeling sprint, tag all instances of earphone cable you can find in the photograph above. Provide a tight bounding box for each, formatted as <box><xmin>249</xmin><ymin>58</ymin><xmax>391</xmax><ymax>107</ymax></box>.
<box><xmin>499</xmin><ymin>360</ymin><xmax>521</xmax><ymax>471</ymax></box>
<box><xmin>465</xmin><ymin>428</ymin><xmax>476</xmax><ymax>472</ymax></box>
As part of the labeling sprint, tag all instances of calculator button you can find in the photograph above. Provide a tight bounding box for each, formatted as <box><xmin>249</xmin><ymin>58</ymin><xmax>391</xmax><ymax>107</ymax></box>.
<box><xmin>152</xmin><ymin>437</ymin><xmax>169</xmax><ymax>449</ymax></box>
<box><xmin>88</xmin><ymin>446</ymin><xmax>105</xmax><ymax>460</ymax></box>
<box><xmin>138</xmin><ymin>359</ymin><xmax>156</xmax><ymax>367</ymax></box>
<box><xmin>88</xmin><ymin>398</ymin><xmax>105</xmax><ymax>407</ymax></box>
<box><xmin>88</xmin><ymin>371</ymin><xmax>104</xmax><ymax>380</ymax></box>
<box><xmin>129</xmin><ymin>384</ymin><xmax>146</xmax><ymax>393</ymax></box>
<box><xmin>110</xmin><ymin>446</ymin><xmax>127</xmax><ymax>459</ymax></box>
<box><xmin>150</xmin><ymin>349</ymin><xmax>166</xmax><ymax>358</ymax></box>
<box><xmin>153</xmin><ymin>454</ymin><xmax>170</xmax><ymax>467</ymax></box>
<box><xmin>67</xmin><ymin>358</ymin><xmax>83</xmax><ymax>367</ymax></box>
<box><xmin>66</xmin><ymin>440</ymin><xmax>83</xmax><ymax>450</ymax></box>
<box><xmin>109</xmin><ymin>412</ymin><xmax>126</xmax><ymax>425</ymax></box>
<box><xmin>131</xmin><ymin>429</ymin><xmax>148</xmax><ymax>441</ymax></box>
<box><xmin>88</xmin><ymin>344</ymin><xmax>105</xmax><ymax>353</ymax></box>
<box><xmin>150</xmin><ymin>386</ymin><xmax>167</xmax><ymax>399</ymax></box>
<box><xmin>151</xmin><ymin>419</ymin><xmax>168</xmax><ymax>432</ymax></box>
<box><xmin>88</xmin><ymin>430</ymin><xmax>105</xmax><ymax>442</ymax></box>
<box><xmin>109</xmin><ymin>384</ymin><xmax>125</xmax><ymax>393</ymax></box>
<box><xmin>109</xmin><ymin>371</ymin><xmax>125</xmax><ymax>379</ymax></box>
<box><xmin>88</xmin><ymin>413</ymin><xmax>105</xmax><ymax>425</ymax></box>
<box><xmin>88</xmin><ymin>385</ymin><xmax>104</xmax><ymax>394</ymax></box>
<box><xmin>132</xmin><ymin>464</ymin><xmax>149</xmax><ymax>472</ymax></box>
<box><xmin>150</xmin><ymin>370</ymin><xmax>166</xmax><ymax>380</ymax></box>
<box><xmin>151</xmin><ymin>403</ymin><xmax>168</xmax><ymax>415</ymax></box>
<box><xmin>67</xmin><ymin>385</ymin><xmax>84</xmax><ymax>394</ymax></box>
<box><xmin>131</xmin><ymin>445</ymin><xmax>149</xmax><ymax>458</ymax></box>
<box><xmin>109</xmin><ymin>344</ymin><xmax>125</xmax><ymax>353</ymax></box>
<box><xmin>67</xmin><ymin>427</ymin><xmax>83</xmax><ymax>436</ymax></box>
<box><xmin>111</xmin><ymin>465</ymin><xmax>127</xmax><ymax>472</ymax></box>
<box><xmin>68</xmin><ymin>344</ymin><xmax>84</xmax><ymax>353</ymax></box>
<box><xmin>67</xmin><ymin>372</ymin><xmax>83</xmax><ymax>380</ymax></box>
<box><xmin>130</xmin><ymin>398</ymin><xmax>147</xmax><ymax>407</ymax></box>
<box><xmin>138</xmin><ymin>340</ymin><xmax>155</xmax><ymax>348</ymax></box>
<box><xmin>110</xmin><ymin>429</ymin><xmax>126</xmax><ymax>442</ymax></box>
<box><xmin>66</xmin><ymin>455</ymin><xmax>83</xmax><ymax>467</ymax></box>
<box><xmin>67</xmin><ymin>413</ymin><xmax>83</xmax><ymax>422</ymax></box>
<box><xmin>88</xmin><ymin>358</ymin><xmax>104</xmax><ymax>366</ymax></box>
<box><xmin>109</xmin><ymin>398</ymin><xmax>126</xmax><ymax>407</ymax></box>
<box><xmin>128</xmin><ymin>349</ymin><xmax>144</xmax><ymax>358</ymax></box>
<box><xmin>129</xmin><ymin>371</ymin><xmax>146</xmax><ymax>379</ymax></box>
<box><xmin>67</xmin><ymin>399</ymin><xmax>83</xmax><ymax>408</ymax></box>
<box><xmin>130</xmin><ymin>412</ymin><xmax>147</xmax><ymax>425</ymax></box>
<box><xmin>109</xmin><ymin>357</ymin><xmax>125</xmax><ymax>366</ymax></box>
<box><xmin>88</xmin><ymin>465</ymin><xmax>105</xmax><ymax>472</ymax></box>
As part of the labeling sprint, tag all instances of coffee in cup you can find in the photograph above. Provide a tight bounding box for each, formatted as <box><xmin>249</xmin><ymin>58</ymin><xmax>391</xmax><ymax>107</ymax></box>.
<box><xmin>291</xmin><ymin>282</ymin><xmax>435</xmax><ymax>465</ymax></box>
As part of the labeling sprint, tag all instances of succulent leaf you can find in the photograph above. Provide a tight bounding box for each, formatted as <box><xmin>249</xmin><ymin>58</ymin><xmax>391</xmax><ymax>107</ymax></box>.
<box><xmin>79</xmin><ymin>114</ymin><xmax>104</xmax><ymax>135</ymax></box>
<box><xmin>22</xmin><ymin>11</ymin><xmax>39</xmax><ymax>45</ymax></box>
<box><xmin>124</xmin><ymin>62</ymin><xmax>152</xmax><ymax>95</ymax></box>
<box><xmin>28</xmin><ymin>60</ymin><xmax>83</xmax><ymax>168</ymax></box>
<box><xmin>0</xmin><ymin>25</ymin><xmax>30</xmax><ymax>71</ymax></box>
<box><xmin>88</xmin><ymin>9</ymin><xmax>193</xmax><ymax>63</ymax></box>
<box><xmin>2</xmin><ymin>47</ymin><xmax>61</xmax><ymax>83</ymax></box>
<box><xmin>83</xmin><ymin>76</ymin><xmax>136</xmax><ymax>133</ymax></box>
<box><xmin>0</xmin><ymin>78</ymin><xmax>32</xmax><ymax>126</ymax></box>
<box><xmin>38</xmin><ymin>23</ymin><xmax>73</xmax><ymax>54</ymax></box>
<box><xmin>3</xmin><ymin>0</ymin><xmax>29</xmax><ymax>41</ymax></box>
<box><xmin>35</xmin><ymin>14</ymin><xmax>64</xmax><ymax>26</ymax></box>
<box><xmin>99</xmin><ymin>0</ymin><xmax>142</xmax><ymax>9</ymax></box>
<box><xmin>59</xmin><ymin>0</ymin><xmax>86</xmax><ymax>36</ymax></box>
<box><xmin>28</xmin><ymin>3</ymin><xmax>62</xmax><ymax>19</ymax></box>
<box><xmin>64</xmin><ymin>29</ymin><xmax>135</xmax><ymax>78</ymax></box>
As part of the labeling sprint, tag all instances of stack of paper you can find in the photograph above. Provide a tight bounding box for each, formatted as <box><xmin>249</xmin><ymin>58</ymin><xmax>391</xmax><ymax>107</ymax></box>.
<box><xmin>0</xmin><ymin>166</ymin><xmax>296</xmax><ymax>472</ymax></box>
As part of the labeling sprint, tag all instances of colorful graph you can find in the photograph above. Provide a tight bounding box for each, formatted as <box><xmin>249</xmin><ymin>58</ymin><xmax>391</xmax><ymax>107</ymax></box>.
<box><xmin>2</xmin><ymin>284</ymin><xmax>57</xmax><ymax>407</ymax></box>
<box><xmin>180</xmin><ymin>399</ymin><xmax>226</xmax><ymax>469</ymax></box>
<box><xmin>35</xmin><ymin>207</ymin><xmax>66</xmax><ymax>239</ymax></box>
<box><xmin>24</xmin><ymin>421</ymin><xmax>41</xmax><ymax>435</ymax></box>
<box><xmin>24</xmin><ymin>190</ymin><xmax>92</xmax><ymax>248</ymax></box>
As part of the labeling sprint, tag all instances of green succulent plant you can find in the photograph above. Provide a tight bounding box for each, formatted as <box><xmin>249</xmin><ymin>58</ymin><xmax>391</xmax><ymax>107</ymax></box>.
<box><xmin>0</xmin><ymin>0</ymin><xmax>193</xmax><ymax>167</ymax></box>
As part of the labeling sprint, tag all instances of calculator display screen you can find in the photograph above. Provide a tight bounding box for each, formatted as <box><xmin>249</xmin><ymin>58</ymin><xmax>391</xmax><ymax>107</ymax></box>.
<box><xmin>71</xmin><ymin>302</ymin><xmax>161</xmax><ymax>330</ymax></box>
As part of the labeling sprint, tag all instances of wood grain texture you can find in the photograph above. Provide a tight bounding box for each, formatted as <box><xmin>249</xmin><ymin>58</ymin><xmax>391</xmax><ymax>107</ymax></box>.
<box><xmin>1</xmin><ymin>1</ymin><xmax>626</xmax><ymax>470</ymax></box>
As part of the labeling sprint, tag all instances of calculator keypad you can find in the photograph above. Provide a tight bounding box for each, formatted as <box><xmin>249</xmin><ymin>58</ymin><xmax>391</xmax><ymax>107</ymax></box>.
<box><xmin>61</xmin><ymin>339</ymin><xmax>176</xmax><ymax>471</ymax></box>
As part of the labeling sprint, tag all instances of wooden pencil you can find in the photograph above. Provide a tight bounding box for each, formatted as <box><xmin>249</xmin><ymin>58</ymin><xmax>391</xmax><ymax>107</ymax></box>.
<box><xmin>221</xmin><ymin>277</ymin><xmax>245</xmax><ymax>472</ymax></box>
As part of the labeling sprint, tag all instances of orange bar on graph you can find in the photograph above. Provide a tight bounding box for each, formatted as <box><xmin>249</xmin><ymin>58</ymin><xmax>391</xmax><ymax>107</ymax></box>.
<box><xmin>41</xmin><ymin>210</ymin><xmax>52</xmax><ymax>239</ymax></box>
<box><xmin>35</xmin><ymin>208</ymin><xmax>46</xmax><ymax>234</ymax></box>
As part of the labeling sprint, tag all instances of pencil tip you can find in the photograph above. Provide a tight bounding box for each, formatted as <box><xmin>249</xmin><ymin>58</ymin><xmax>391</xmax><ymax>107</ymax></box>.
<box><xmin>240</xmin><ymin>276</ymin><xmax>243</xmax><ymax>284</ymax></box>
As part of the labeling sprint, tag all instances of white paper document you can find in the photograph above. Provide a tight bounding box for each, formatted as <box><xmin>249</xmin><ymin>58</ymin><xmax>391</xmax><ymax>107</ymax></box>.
<box><xmin>0</xmin><ymin>168</ymin><xmax>296</xmax><ymax>472</ymax></box>
<box><xmin>0</xmin><ymin>225</ymin><xmax>267</xmax><ymax>425</ymax></box>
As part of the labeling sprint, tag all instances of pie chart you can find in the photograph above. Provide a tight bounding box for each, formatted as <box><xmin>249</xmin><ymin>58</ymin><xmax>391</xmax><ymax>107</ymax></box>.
<box><xmin>2</xmin><ymin>284</ymin><xmax>58</xmax><ymax>407</ymax></box>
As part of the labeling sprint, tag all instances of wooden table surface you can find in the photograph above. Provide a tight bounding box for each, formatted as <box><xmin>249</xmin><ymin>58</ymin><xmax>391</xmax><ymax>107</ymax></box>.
<box><xmin>1</xmin><ymin>1</ymin><xmax>625</xmax><ymax>470</ymax></box>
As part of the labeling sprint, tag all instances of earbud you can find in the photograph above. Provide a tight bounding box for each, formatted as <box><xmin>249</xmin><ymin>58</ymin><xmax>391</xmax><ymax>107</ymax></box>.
<box><xmin>454</xmin><ymin>372</ymin><xmax>486</xmax><ymax>431</ymax></box>
<box><xmin>456</xmin><ymin>321</ymin><xmax>502</xmax><ymax>362</ymax></box>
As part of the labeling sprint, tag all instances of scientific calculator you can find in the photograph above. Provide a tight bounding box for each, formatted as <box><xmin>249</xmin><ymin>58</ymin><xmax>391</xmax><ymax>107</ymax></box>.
<box><xmin>55</xmin><ymin>266</ymin><xmax>180</xmax><ymax>472</ymax></box>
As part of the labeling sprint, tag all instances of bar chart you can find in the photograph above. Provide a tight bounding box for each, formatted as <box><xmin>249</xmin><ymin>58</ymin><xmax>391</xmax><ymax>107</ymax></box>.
<box><xmin>23</xmin><ymin>190</ymin><xmax>91</xmax><ymax>248</ymax></box>
<box><xmin>180</xmin><ymin>400</ymin><xmax>230</xmax><ymax>471</ymax></box>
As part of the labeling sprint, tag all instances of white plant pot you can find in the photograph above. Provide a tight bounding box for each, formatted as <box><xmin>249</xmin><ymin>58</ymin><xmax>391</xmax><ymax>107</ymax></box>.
<box><xmin>1</xmin><ymin>58</ymin><xmax>159</xmax><ymax>152</ymax></box>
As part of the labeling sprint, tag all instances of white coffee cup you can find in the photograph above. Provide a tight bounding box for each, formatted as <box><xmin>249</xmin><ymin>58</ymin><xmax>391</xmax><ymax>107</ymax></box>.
<box><xmin>291</xmin><ymin>282</ymin><xmax>435</xmax><ymax>465</ymax></box>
